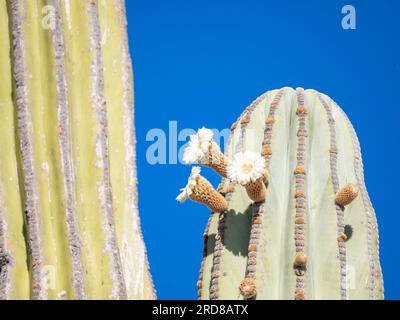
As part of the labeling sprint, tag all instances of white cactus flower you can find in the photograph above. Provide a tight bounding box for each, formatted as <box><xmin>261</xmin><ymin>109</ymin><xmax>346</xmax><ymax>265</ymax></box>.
<box><xmin>228</xmin><ymin>151</ymin><xmax>266</xmax><ymax>185</ymax></box>
<box><xmin>183</xmin><ymin>127</ymin><xmax>214</xmax><ymax>164</ymax></box>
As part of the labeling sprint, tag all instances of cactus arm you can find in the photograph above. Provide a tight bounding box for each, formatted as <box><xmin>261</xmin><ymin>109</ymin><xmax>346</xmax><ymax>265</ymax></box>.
<box><xmin>0</xmin><ymin>1</ymin><xmax>30</xmax><ymax>300</ymax></box>
<box><xmin>97</xmin><ymin>0</ymin><xmax>155</xmax><ymax>300</ymax></box>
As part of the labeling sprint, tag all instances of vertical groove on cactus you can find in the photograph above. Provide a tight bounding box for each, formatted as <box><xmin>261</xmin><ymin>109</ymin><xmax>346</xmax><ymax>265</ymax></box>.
<box><xmin>317</xmin><ymin>94</ymin><xmax>347</xmax><ymax>300</ymax></box>
<box><xmin>293</xmin><ymin>88</ymin><xmax>308</xmax><ymax>300</ymax></box>
<box><xmin>327</xmin><ymin>95</ymin><xmax>384</xmax><ymax>298</ymax></box>
<box><xmin>51</xmin><ymin>0</ymin><xmax>85</xmax><ymax>299</ymax></box>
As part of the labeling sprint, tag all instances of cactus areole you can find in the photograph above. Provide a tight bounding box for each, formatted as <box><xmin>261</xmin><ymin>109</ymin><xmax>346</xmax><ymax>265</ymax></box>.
<box><xmin>0</xmin><ymin>1</ymin><xmax>154</xmax><ymax>299</ymax></box>
<box><xmin>179</xmin><ymin>87</ymin><xmax>383</xmax><ymax>300</ymax></box>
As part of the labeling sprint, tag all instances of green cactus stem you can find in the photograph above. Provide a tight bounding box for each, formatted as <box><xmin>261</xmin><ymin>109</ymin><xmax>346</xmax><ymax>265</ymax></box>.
<box><xmin>0</xmin><ymin>0</ymin><xmax>154</xmax><ymax>299</ymax></box>
<box><xmin>184</xmin><ymin>87</ymin><xmax>383</xmax><ymax>300</ymax></box>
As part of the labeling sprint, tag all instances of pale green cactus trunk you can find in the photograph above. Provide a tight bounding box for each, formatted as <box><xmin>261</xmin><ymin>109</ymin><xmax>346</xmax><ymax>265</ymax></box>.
<box><xmin>197</xmin><ymin>87</ymin><xmax>384</xmax><ymax>300</ymax></box>
<box><xmin>0</xmin><ymin>0</ymin><xmax>155</xmax><ymax>299</ymax></box>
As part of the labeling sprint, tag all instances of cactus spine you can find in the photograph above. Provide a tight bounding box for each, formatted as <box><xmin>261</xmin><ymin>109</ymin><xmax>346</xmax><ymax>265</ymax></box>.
<box><xmin>180</xmin><ymin>87</ymin><xmax>383</xmax><ymax>300</ymax></box>
<box><xmin>0</xmin><ymin>0</ymin><xmax>154</xmax><ymax>299</ymax></box>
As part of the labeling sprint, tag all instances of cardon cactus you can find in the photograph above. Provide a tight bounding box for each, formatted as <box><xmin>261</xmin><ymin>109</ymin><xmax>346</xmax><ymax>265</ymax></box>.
<box><xmin>178</xmin><ymin>87</ymin><xmax>384</xmax><ymax>300</ymax></box>
<box><xmin>0</xmin><ymin>0</ymin><xmax>154</xmax><ymax>299</ymax></box>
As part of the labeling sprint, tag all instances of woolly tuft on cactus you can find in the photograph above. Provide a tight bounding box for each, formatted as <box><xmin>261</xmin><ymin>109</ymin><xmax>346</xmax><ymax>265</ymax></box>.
<box><xmin>0</xmin><ymin>0</ymin><xmax>154</xmax><ymax>300</ymax></box>
<box><xmin>179</xmin><ymin>87</ymin><xmax>384</xmax><ymax>300</ymax></box>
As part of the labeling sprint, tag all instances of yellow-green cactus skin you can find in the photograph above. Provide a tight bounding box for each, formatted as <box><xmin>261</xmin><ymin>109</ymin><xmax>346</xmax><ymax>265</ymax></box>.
<box><xmin>0</xmin><ymin>0</ymin><xmax>155</xmax><ymax>299</ymax></box>
<box><xmin>196</xmin><ymin>87</ymin><xmax>384</xmax><ymax>300</ymax></box>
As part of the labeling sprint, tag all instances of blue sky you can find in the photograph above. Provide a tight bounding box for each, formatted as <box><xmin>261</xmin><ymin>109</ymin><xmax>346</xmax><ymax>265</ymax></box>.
<box><xmin>126</xmin><ymin>0</ymin><xmax>400</xmax><ymax>299</ymax></box>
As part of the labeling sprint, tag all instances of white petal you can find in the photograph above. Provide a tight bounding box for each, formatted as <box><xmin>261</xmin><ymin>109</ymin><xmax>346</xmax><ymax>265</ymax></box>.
<box><xmin>227</xmin><ymin>151</ymin><xmax>266</xmax><ymax>185</ymax></box>
<box><xmin>198</xmin><ymin>127</ymin><xmax>214</xmax><ymax>142</ymax></box>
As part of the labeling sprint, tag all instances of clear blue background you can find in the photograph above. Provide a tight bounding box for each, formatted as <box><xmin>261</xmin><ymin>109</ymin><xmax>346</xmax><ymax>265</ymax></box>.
<box><xmin>126</xmin><ymin>0</ymin><xmax>400</xmax><ymax>299</ymax></box>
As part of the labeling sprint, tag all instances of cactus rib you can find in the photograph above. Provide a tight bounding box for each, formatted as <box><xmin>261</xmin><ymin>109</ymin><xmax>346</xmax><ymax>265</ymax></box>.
<box><xmin>51</xmin><ymin>0</ymin><xmax>85</xmax><ymax>299</ymax></box>
<box><xmin>329</xmin><ymin>95</ymin><xmax>384</xmax><ymax>298</ymax></box>
<box><xmin>293</xmin><ymin>88</ymin><xmax>308</xmax><ymax>300</ymax></box>
<box><xmin>317</xmin><ymin>94</ymin><xmax>347</xmax><ymax>300</ymax></box>
<box><xmin>10</xmin><ymin>0</ymin><xmax>47</xmax><ymax>299</ymax></box>
<box><xmin>87</xmin><ymin>0</ymin><xmax>127</xmax><ymax>300</ymax></box>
